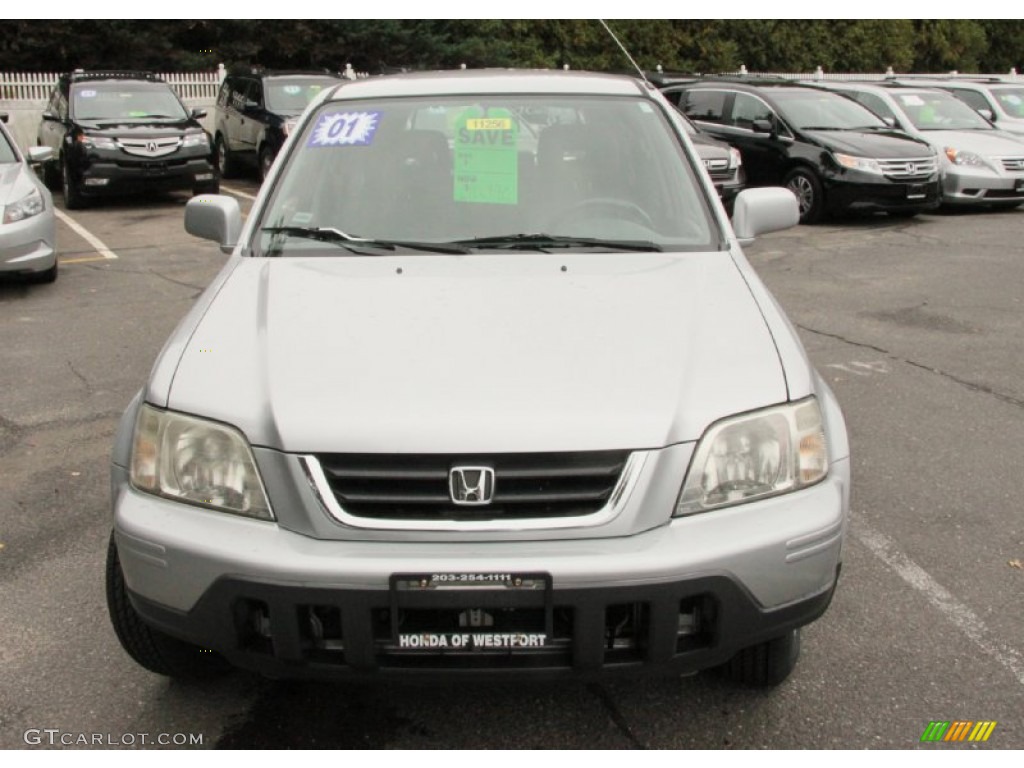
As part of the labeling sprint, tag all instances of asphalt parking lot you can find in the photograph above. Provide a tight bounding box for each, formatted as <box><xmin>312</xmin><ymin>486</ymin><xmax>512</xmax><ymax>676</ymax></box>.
<box><xmin>1</xmin><ymin>178</ymin><xmax>1022</xmax><ymax>749</ymax></box>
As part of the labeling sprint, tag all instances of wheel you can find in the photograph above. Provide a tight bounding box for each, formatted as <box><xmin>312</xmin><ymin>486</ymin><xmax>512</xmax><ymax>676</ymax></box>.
<box><xmin>27</xmin><ymin>260</ymin><xmax>58</xmax><ymax>284</ymax></box>
<box><xmin>718</xmin><ymin>628</ymin><xmax>801</xmax><ymax>687</ymax></box>
<box><xmin>783</xmin><ymin>168</ymin><xmax>824</xmax><ymax>224</ymax></box>
<box><xmin>546</xmin><ymin>197</ymin><xmax>655</xmax><ymax>230</ymax></box>
<box><xmin>105</xmin><ymin>532</ymin><xmax>229</xmax><ymax>679</ymax></box>
<box><xmin>192</xmin><ymin>179</ymin><xmax>220</xmax><ymax>196</ymax></box>
<box><xmin>61</xmin><ymin>156</ymin><xmax>85</xmax><ymax>210</ymax></box>
<box><xmin>42</xmin><ymin>158</ymin><xmax>61</xmax><ymax>190</ymax></box>
<box><xmin>214</xmin><ymin>134</ymin><xmax>238</xmax><ymax>179</ymax></box>
<box><xmin>258</xmin><ymin>146</ymin><xmax>275</xmax><ymax>182</ymax></box>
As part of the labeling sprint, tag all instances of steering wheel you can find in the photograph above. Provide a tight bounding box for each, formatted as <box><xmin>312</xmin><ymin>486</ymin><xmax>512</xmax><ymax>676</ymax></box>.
<box><xmin>546</xmin><ymin>197</ymin><xmax>655</xmax><ymax>231</ymax></box>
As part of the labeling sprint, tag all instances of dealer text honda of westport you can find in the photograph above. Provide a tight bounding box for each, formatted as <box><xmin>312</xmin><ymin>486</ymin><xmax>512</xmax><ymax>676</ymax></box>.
<box><xmin>106</xmin><ymin>71</ymin><xmax>850</xmax><ymax>687</ymax></box>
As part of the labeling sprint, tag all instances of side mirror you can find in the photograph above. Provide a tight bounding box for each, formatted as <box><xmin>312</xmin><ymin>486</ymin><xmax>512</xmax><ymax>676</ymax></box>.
<box><xmin>978</xmin><ymin>108</ymin><xmax>994</xmax><ymax>122</ymax></box>
<box><xmin>0</xmin><ymin>112</ymin><xmax>7</xmax><ymax>124</ymax></box>
<box><xmin>191</xmin><ymin>108</ymin><xmax>208</xmax><ymax>120</ymax></box>
<box><xmin>731</xmin><ymin>187</ymin><xmax>799</xmax><ymax>245</ymax></box>
<box><xmin>752</xmin><ymin>119</ymin><xmax>774</xmax><ymax>134</ymax></box>
<box><xmin>243</xmin><ymin>100</ymin><xmax>261</xmax><ymax>113</ymax></box>
<box><xmin>883</xmin><ymin>116</ymin><xmax>897</xmax><ymax>128</ymax></box>
<box><xmin>41</xmin><ymin>110</ymin><xmax>60</xmax><ymax>122</ymax></box>
<box><xmin>28</xmin><ymin>146</ymin><xmax>54</xmax><ymax>164</ymax></box>
<box><xmin>185</xmin><ymin>195</ymin><xmax>242</xmax><ymax>254</ymax></box>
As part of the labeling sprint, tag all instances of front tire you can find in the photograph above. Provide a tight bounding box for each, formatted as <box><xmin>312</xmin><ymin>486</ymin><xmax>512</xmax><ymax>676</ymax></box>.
<box><xmin>28</xmin><ymin>260</ymin><xmax>58</xmax><ymax>284</ymax></box>
<box><xmin>105</xmin><ymin>532</ymin><xmax>228</xmax><ymax>679</ymax></box>
<box><xmin>61</xmin><ymin>157</ymin><xmax>85</xmax><ymax>210</ymax></box>
<box><xmin>214</xmin><ymin>135</ymin><xmax>238</xmax><ymax>179</ymax></box>
<box><xmin>784</xmin><ymin>168</ymin><xmax>824</xmax><ymax>224</ymax></box>
<box><xmin>718</xmin><ymin>628</ymin><xmax>801</xmax><ymax>687</ymax></box>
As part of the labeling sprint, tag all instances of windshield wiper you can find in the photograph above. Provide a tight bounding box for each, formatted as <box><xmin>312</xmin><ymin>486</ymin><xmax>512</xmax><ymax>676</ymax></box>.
<box><xmin>453</xmin><ymin>234</ymin><xmax>662</xmax><ymax>252</ymax></box>
<box><xmin>260</xmin><ymin>226</ymin><xmax>469</xmax><ymax>255</ymax></box>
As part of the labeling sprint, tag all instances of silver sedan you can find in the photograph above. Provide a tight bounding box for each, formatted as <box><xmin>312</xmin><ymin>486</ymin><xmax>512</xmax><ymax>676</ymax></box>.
<box><xmin>0</xmin><ymin>113</ymin><xmax>57</xmax><ymax>283</ymax></box>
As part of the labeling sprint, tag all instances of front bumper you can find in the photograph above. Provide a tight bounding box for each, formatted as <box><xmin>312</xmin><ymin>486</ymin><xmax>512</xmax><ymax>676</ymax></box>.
<box><xmin>940</xmin><ymin>165</ymin><xmax>1024</xmax><ymax>205</ymax></box>
<box><xmin>824</xmin><ymin>174</ymin><xmax>941</xmax><ymax>214</ymax></box>
<box><xmin>113</xmin><ymin>455</ymin><xmax>849</xmax><ymax>679</ymax></box>
<box><xmin>0</xmin><ymin>209</ymin><xmax>56</xmax><ymax>274</ymax></box>
<box><xmin>72</xmin><ymin>150</ymin><xmax>216</xmax><ymax>196</ymax></box>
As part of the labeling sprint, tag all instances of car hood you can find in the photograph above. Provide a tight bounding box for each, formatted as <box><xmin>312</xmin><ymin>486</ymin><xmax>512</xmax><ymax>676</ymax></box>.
<box><xmin>0</xmin><ymin>162</ymin><xmax>37</xmax><ymax>206</ymax></box>
<box><xmin>164</xmin><ymin>252</ymin><xmax>788</xmax><ymax>454</ymax></box>
<box><xmin>920</xmin><ymin>129</ymin><xmax>1024</xmax><ymax>155</ymax></box>
<box><xmin>802</xmin><ymin>129</ymin><xmax>932</xmax><ymax>157</ymax></box>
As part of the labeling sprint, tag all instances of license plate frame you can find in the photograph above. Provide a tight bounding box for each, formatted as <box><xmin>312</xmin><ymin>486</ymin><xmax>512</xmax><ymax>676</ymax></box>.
<box><xmin>906</xmin><ymin>183</ymin><xmax>927</xmax><ymax>200</ymax></box>
<box><xmin>1014</xmin><ymin>179</ymin><xmax>1024</xmax><ymax>193</ymax></box>
<box><xmin>388</xmin><ymin>572</ymin><xmax>553</xmax><ymax>650</ymax></box>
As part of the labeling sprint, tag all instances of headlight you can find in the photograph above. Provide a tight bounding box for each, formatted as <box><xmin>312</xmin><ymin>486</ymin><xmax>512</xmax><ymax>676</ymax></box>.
<box><xmin>728</xmin><ymin>147</ymin><xmax>742</xmax><ymax>169</ymax></box>
<box><xmin>674</xmin><ymin>397</ymin><xmax>828</xmax><ymax>517</ymax></box>
<box><xmin>78</xmin><ymin>134</ymin><xmax>117</xmax><ymax>150</ymax></box>
<box><xmin>182</xmin><ymin>132</ymin><xmax>209</xmax><ymax>149</ymax></box>
<box><xmin>834</xmin><ymin>152</ymin><xmax>883</xmax><ymax>175</ymax></box>
<box><xmin>944</xmin><ymin>147</ymin><xmax>988</xmax><ymax>168</ymax></box>
<box><xmin>3</xmin><ymin>188</ymin><xmax>45</xmax><ymax>224</ymax></box>
<box><xmin>130</xmin><ymin>405</ymin><xmax>273</xmax><ymax>520</ymax></box>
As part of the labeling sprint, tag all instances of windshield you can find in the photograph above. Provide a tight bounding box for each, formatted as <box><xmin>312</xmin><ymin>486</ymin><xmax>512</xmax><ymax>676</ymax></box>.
<box><xmin>265</xmin><ymin>77</ymin><xmax>338</xmax><ymax>113</ymax></box>
<box><xmin>71</xmin><ymin>83</ymin><xmax>188</xmax><ymax>121</ymax></box>
<box><xmin>893</xmin><ymin>91</ymin><xmax>992</xmax><ymax>131</ymax></box>
<box><xmin>771</xmin><ymin>90</ymin><xmax>886</xmax><ymax>130</ymax></box>
<box><xmin>0</xmin><ymin>127</ymin><xmax>16</xmax><ymax>163</ymax></box>
<box><xmin>991</xmin><ymin>87</ymin><xmax>1024</xmax><ymax>118</ymax></box>
<box><xmin>257</xmin><ymin>94</ymin><xmax>716</xmax><ymax>255</ymax></box>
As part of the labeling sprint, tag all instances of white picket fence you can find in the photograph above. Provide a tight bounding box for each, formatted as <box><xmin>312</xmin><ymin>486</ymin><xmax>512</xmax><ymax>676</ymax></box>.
<box><xmin>0</xmin><ymin>66</ymin><xmax>227</xmax><ymax>102</ymax></box>
<box><xmin>663</xmin><ymin>66</ymin><xmax>1021</xmax><ymax>82</ymax></box>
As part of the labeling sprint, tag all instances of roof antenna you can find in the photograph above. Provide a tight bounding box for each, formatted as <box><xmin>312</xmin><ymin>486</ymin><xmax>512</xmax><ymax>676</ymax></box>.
<box><xmin>598</xmin><ymin>19</ymin><xmax>650</xmax><ymax>85</ymax></box>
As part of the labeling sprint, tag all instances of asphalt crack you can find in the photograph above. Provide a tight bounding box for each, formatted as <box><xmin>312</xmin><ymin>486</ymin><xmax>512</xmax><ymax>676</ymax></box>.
<box><xmin>587</xmin><ymin>683</ymin><xmax>645</xmax><ymax>749</ymax></box>
<box><xmin>799</xmin><ymin>324</ymin><xmax>1024</xmax><ymax>410</ymax></box>
<box><xmin>66</xmin><ymin>360</ymin><xmax>89</xmax><ymax>389</ymax></box>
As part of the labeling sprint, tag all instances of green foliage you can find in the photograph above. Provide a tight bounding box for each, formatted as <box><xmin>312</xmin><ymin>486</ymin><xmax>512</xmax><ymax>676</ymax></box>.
<box><xmin>0</xmin><ymin>19</ymin><xmax>1019</xmax><ymax>77</ymax></box>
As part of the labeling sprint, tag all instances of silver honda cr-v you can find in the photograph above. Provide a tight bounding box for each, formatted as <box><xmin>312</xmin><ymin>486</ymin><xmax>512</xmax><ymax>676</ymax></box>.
<box><xmin>106</xmin><ymin>70</ymin><xmax>850</xmax><ymax>687</ymax></box>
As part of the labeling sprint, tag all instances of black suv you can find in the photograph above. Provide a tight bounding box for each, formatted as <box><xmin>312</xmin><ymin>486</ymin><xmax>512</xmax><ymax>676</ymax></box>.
<box><xmin>661</xmin><ymin>79</ymin><xmax>941</xmax><ymax>222</ymax></box>
<box><xmin>37</xmin><ymin>71</ymin><xmax>218</xmax><ymax>209</ymax></box>
<box><xmin>213</xmin><ymin>70</ymin><xmax>342</xmax><ymax>180</ymax></box>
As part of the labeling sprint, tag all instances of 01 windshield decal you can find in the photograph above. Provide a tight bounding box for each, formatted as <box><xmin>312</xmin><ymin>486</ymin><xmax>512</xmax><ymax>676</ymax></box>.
<box><xmin>307</xmin><ymin>111</ymin><xmax>381</xmax><ymax>147</ymax></box>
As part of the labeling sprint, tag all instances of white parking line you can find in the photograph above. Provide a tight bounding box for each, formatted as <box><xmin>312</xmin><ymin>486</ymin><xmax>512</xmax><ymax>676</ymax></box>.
<box><xmin>54</xmin><ymin>209</ymin><xmax>118</xmax><ymax>260</ymax></box>
<box><xmin>855</xmin><ymin>523</ymin><xmax>1024</xmax><ymax>687</ymax></box>
<box><xmin>220</xmin><ymin>184</ymin><xmax>258</xmax><ymax>201</ymax></box>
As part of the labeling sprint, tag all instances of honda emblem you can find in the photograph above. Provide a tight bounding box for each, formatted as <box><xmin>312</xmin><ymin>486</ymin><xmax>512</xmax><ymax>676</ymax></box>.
<box><xmin>449</xmin><ymin>466</ymin><xmax>495</xmax><ymax>506</ymax></box>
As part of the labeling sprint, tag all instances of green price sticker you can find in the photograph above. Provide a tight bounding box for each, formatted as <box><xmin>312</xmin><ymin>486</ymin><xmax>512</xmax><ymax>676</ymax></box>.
<box><xmin>453</xmin><ymin>107</ymin><xmax>519</xmax><ymax>205</ymax></box>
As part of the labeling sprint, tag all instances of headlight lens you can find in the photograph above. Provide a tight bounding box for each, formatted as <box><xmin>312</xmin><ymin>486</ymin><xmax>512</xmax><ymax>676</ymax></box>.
<box><xmin>834</xmin><ymin>152</ymin><xmax>883</xmax><ymax>174</ymax></box>
<box><xmin>182</xmin><ymin>131</ymin><xmax>209</xmax><ymax>149</ymax></box>
<box><xmin>78</xmin><ymin>134</ymin><xmax>117</xmax><ymax>150</ymax></box>
<box><xmin>130</xmin><ymin>405</ymin><xmax>273</xmax><ymax>520</ymax></box>
<box><xmin>728</xmin><ymin>147</ymin><xmax>742</xmax><ymax>169</ymax></box>
<box><xmin>674</xmin><ymin>397</ymin><xmax>828</xmax><ymax>517</ymax></box>
<box><xmin>3</xmin><ymin>188</ymin><xmax>45</xmax><ymax>224</ymax></box>
<box><xmin>944</xmin><ymin>147</ymin><xmax>988</xmax><ymax>168</ymax></box>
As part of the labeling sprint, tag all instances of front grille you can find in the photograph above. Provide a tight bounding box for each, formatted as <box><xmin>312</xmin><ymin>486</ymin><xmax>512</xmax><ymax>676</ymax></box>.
<box><xmin>118</xmin><ymin>136</ymin><xmax>182</xmax><ymax>158</ymax></box>
<box><xmin>998</xmin><ymin>156</ymin><xmax>1024</xmax><ymax>173</ymax></box>
<box><xmin>314</xmin><ymin>451</ymin><xmax>631</xmax><ymax>522</ymax></box>
<box><xmin>877</xmin><ymin>156</ymin><xmax>938</xmax><ymax>180</ymax></box>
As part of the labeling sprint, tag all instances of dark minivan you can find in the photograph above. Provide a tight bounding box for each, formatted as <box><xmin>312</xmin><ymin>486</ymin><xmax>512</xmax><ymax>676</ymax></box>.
<box><xmin>37</xmin><ymin>70</ymin><xmax>217</xmax><ymax>209</ymax></box>
<box><xmin>661</xmin><ymin>80</ymin><xmax>941</xmax><ymax>222</ymax></box>
<box><xmin>213</xmin><ymin>70</ymin><xmax>342</xmax><ymax>181</ymax></box>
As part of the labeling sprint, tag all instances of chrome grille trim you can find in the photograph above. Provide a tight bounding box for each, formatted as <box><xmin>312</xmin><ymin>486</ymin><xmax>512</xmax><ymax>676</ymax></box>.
<box><xmin>118</xmin><ymin>137</ymin><xmax>182</xmax><ymax>158</ymax></box>
<box><xmin>302</xmin><ymin>451</ymin><xmax>648</xmax><ymax>532</ymax></box>
<box><xmin>876</xmin><ymin>156</ymin><xmax>938</xmax><ymax>180</ymax></box>
<box><xmin>997</xmin><ymin>156</ymin><xmax>1024</xmax><ymax>173</ymax></box>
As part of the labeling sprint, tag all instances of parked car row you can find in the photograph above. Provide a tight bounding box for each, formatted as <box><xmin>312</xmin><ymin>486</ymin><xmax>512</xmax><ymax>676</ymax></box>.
<box><xmin>658</xmin><ymin>75</ymin><xmax>1024</xmax><ymax>223</ymax></box>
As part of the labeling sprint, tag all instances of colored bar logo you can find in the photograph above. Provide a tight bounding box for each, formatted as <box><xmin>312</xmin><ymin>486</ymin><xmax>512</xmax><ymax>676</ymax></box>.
<box><xmin>921</xmin><ymin>721</ymin><xmax>997</xmax><ymax>742</ymax></box>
